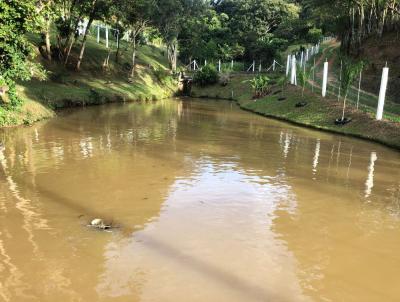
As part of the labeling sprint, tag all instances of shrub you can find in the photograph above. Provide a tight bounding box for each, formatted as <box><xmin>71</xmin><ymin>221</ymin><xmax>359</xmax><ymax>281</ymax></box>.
<box><xmin>193</xmin><ymin>65</ymin><xmax>219</xmax><ymax>86</ymax></box>
<box><xmin>245</xmin><ymin>75</ymin><xmax>271</xmax><ymax>98</ymax></box>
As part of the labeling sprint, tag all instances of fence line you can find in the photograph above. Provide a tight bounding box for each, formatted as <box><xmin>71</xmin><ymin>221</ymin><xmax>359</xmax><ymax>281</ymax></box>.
<box><xmin>287</xmin><ymin>39</ymin><xmax>399</xmax><ymax>122</ymax></box>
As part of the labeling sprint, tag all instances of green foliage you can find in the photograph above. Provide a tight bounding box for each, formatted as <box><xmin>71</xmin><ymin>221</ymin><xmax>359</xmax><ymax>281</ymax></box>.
<box><xmin>341</xmin><ymin>59</ymin><xmax>364</xmax><ymax>95</ymax></box>
<box><xmin>245</xmin><ymin>75</ymin><xmax>271</xmax><ymax>98</ymax></box>
<box><xmin>0</xmin><ymin>0</ymin><xmax>41</xmax><ymax>107</ymax></box>
<box><xmin>297</xmin><ymin>65</ymin><xmax>311</xmax><ymax>97</ymax></box>
<box><xmin>193</xmin><ymin>65</ymin><xmax>219</xmax><ymax>86</ymax></box>
<box><xmin>339</xmin><ymin>58</ymin><xmax>365</xmax><ymax>120</ymax></box>
<box><xmin>153</xmin><ymin>67</ymin><xmax>170</xmax><ymax>84</ymax></box>
<box><xmin>307</xmin><ymin>27</ymin><xmax>323</xmax><ymax>44</ymax></box>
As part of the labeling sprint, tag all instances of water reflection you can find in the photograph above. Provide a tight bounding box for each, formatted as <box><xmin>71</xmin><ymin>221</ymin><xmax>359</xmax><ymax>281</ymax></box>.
<box><xmin>346</xmin><ymin>146</ymin><xmax>353</xmax><ymax>181</ymax></box>
<box><xmin>312</xmin><ymin>139</ymin><xmax>320</xmax><ymax>178</ymax></box>
<box><xmin>365</xmin><ymin>152</ymin><xmax>378</xmax><ymax>198</ymax></box>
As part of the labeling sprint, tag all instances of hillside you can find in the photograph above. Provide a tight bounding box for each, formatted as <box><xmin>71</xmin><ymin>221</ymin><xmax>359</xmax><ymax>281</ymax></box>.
<box><xmin>356</xmin><ymin>32</ymin><xmax>400</xmax><ymax>103</ymax></box>
<box><xmin>0</xmin><ymin>34</ymin><xmax>177</xmax><ymax>127</ymax></box>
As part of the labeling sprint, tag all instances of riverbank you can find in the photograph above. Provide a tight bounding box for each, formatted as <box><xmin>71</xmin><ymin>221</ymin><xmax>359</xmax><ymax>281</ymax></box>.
<box><xmin>191</xmin><ymin>74</ymin><xmax>400</xmax><ymax>150</ymax></box>
<box><xmin>0</xmin><ymin>37</ymin><xmax>177</xmax><ymax>127</ymax></box>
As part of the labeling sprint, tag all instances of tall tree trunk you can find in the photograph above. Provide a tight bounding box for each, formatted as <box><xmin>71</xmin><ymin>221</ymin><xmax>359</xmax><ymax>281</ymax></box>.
<box><xmin>341</xmin><ymin>93</ymin><xmax>348</xmax><ymax>121</ymax></box>
<box><xmin>169</xmin><ymin>40</ymin><xmax>178</xmax><ymax>72</ymax></box>
<box><xmin>103</xmin><ymin>48</ymin><xmax>112</xmax><ymax>68</ymax></box>
<box><xmin>379</xmin><ymin>7</ymin><xmax>388</xmax><ymax>37</ymax></box>
<box><xmin>76</xmin><ymin>17</ymin><xmax>94</xmax><ymax>70</ymax></box>
<box><xmin>62</xmin><ymin>0</ymin><xmax>79</xmax><ymax>52</ymax></box>
<box><xmin>43</xmin><ymin>18</ymin><xmax>52</xmax><ymax>61</ymax></box>
<box><xmin>64</xmin><ymin>14</ymin><xmax>83</xmax><ymax>65</ymax></box>
<box><xmin>115</xmin><ymin>34</ymin><xmax>121</xmax><ymax>63</ymax></box>
<box><xmin>130</xmin><ymin>38</ymin><xmax>137</xmax><ymax>78</ymax></box>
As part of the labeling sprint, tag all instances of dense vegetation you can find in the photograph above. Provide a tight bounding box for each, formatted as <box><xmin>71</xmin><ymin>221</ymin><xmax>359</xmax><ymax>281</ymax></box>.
<box><xmin>1</xmin><ymin>0</ymin><xmax>399</xmax><ymax>114</ymax></box>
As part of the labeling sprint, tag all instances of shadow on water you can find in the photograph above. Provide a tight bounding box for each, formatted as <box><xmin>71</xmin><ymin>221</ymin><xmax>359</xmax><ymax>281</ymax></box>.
<box><xmin>137</xmin><ymin>233</ymin><xmax>284</xmax><ymax>301</ymax></box>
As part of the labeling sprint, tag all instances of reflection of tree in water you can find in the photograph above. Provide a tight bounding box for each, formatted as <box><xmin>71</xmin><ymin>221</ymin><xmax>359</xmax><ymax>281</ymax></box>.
<box><xmin>0</xmin><ymin>128</ymin><xmax>83</xmax><ymax>300</ymax></box>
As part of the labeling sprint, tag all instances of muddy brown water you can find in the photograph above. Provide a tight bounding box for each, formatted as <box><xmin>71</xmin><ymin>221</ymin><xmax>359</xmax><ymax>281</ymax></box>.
<box><xmin>0</xmin><ymin>99</ymin><xmax>399</xmax><ymax>302</ymax></box>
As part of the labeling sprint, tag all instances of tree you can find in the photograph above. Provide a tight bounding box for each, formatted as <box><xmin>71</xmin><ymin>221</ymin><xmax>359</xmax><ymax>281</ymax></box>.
<box><xmin>37</xmin><ymin>0</ymin><xmax>56</xmax><ymax>61</ymax></box>
<box><xmin>154</xmin><ymin>0</ymin><xmax>205</xmax><ymax>72</ymax></box>
<box><xmin>121</xmin><ymin>0</ymin><xmax>155</xmax><ymax>79</ymax></box>
<box><xmin>0</xmin><ymin>0</ymin><xmax>43</xmax><ymax>106</ymax></box>
<box><xmin>297</xmin><ymin>64</ymin><xmax>311</xmax><ymax>98</ymax></box>
<box><xmin>339</xmin><ymin>59</ymin><xmax>364</xmax><ymax>121</ymax></box>
<box><xmin>215</xmin><ymin>0</ymin><xmax>299</xmax><ymax>61</ymax></box>
<box><xmin>302</xmin><ymin>0</ymin><xmax>400</xmax><ymax>55</ymax></box>
<box><xmin>76</xmin><ymin>0</ymin><xmax>112</xmax><ymax>70</ymax></box>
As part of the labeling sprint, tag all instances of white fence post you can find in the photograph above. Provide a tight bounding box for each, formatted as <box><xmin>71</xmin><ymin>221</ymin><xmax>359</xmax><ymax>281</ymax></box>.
<box><xmin>218</xmin><ymin>60</ymin><xmax>221</xmax><ymax>72</ymax></box>
<box><xmin>300</xmin><ymin>51</ymin><xmax>304</xmax><ymax>67</ymax></box>
<box><xmin>105</xmin><ymin>25</ymin><xmax>109</xmax><ymax>48</ymax></box>
<box><xmin>376</xmin><ymin>65</ymin><xmax>389</xmax><ymax>120</ymax></box>
<box><xmin>291</xmin><ymin>55</ymin><xmax>297</xmax><ymax>85</ymax></box>
<box><xmin>322</xmin><ymin>60</ymin><xmax>328</xmax><ymax>97</ymax></box>
<box><xmin>252</xmin><ymin>60</ymin><xmax>255</xmax><ymax>73</ymax></box>
<box><xmin>286</xmin><ymin>55</ymin><xmax>290</xmax><ymax>76</ymax></box>
<box><xmin>259</xmin><ymin>61</ymin><xmax>262</xmax><ymax>72</ymax></box>
<box><xmin>273</xmin><ymin>60</ymin><xmax>276</xmax><ymax>71</ymax></box>
<box><xmin>97</xmin><ymin>25</ymin><xmax>100</xmax><ymax>43</ymax></box>
<box><xmin>116</xmin><ymin>31</ymin><xmax>119</xmax><ymax>49</ymax></box>
<box><xmin>204</xmin><ymin>59</ymin><xmax>207</xmax><ymax>66</ymax></box>
<box><xmin>231</xmin><ymin>60</ymin><xmax>233</xmax><ymax>69</ymax></box>
<box><xmin>312</xmin><ymin>58</ymin><xmax>316</xmax><ymax>92</ymax></box>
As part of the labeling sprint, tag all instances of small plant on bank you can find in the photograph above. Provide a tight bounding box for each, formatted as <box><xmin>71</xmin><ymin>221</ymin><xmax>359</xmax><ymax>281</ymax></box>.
<box><xmin>277</xmin><ymin>76</ymin><xmax>288</xmax><ymax>94</ymax></box>
<box><xmin>336</xmin><ymin>59</ymin><xmax>364</xmax><ymax>124</ymax></box>
<box><xmin>245</xmin><ymin>75</ymin><xmax>271</xmax><ymax>99</ymax></box>
<box><xmin>193</xmin><ymin>65</ymin><xmax>219</xmax><ymax>86</ymax></box>
<box><xmin>297</xmin><ymin>65</ymin><xmax>311</xmax><ymax>98</ymax></box>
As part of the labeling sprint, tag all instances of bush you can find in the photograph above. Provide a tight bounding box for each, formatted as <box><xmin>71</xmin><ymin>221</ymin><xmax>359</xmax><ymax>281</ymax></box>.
<box><xmin>245</xmin><ymin>75</ymin><xmax>271</xmax><ymax>99</ymax></box>
<box><xmin>193</xmin><ymin>65</ymin><xmax>219</xmax><ymax>86</ymax></box>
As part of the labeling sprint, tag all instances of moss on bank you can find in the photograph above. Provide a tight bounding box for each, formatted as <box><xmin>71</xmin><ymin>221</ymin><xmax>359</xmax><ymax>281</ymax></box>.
<box><xmin>0</xmin><ymin>36</ymin><xmax>177</xmax><ymax>128</ymax></box>
<box><xmin>192</xmin><ymin>74</ymin><xmax>400</xmax><ymax>150</ymax></box>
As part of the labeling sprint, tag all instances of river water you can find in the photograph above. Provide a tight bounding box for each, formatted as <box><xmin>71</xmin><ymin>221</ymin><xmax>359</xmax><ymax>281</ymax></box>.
<box><xmin>0</xmin><ymin>99</ymin><xmax>399</xmax><ymax>302</ymax></box>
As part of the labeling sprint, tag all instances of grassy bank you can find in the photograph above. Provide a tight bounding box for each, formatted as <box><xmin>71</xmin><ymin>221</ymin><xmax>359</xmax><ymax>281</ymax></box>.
<box><xmin>191</xmin><ymin>74</ymin><xmax>400</xmax><ymax>150</ymax></box>
<box><xmin>0</xmin><ymin>34</ymin><xmax>177</xmax><ymax>127</ymax></box>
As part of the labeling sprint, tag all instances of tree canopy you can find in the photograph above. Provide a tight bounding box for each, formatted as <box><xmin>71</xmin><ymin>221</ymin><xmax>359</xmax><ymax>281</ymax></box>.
<box><xmin>1</xmin><ymin>0</ymin><xmax>399</xmax><ymax>106</ymax></box>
